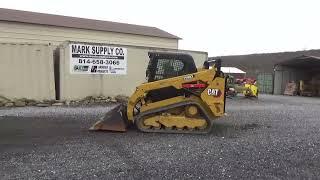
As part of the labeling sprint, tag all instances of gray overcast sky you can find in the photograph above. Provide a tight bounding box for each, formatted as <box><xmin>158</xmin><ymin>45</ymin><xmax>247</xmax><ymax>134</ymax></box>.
<box><xmin>1</xmin><ymin>0</ymin><xmax>320</xmax><ymax>56</ymax></box>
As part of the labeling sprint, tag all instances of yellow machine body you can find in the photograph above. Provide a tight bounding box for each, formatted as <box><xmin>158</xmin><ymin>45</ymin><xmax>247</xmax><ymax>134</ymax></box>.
<box><xmin>243</xmin><ymin>84</ymin><xmax>258</xmax><ymax>97</ymax></box>
<box><xmin>127</xmin><ymin>68</ymin><xmax>225</xmax><ymax>121</ymax></box>
<box><xmin>90</xmin><ymin>53</ymin><xmax>226</xmax><ymax>134</ymax></box>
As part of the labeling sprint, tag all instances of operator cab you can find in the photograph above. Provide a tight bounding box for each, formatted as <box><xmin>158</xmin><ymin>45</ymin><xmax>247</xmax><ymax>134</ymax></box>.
<box><xmin>146</xmin><ymin>52</ymin><xmax>197</xmax><ymax>82</ymax></box>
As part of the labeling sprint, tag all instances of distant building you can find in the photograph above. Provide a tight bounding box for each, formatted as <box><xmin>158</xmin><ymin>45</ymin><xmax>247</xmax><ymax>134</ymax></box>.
<box><xmin>210</xmin><ymin>49</ymin><xmax>320</xmax><ymax>94</ymax></box>
<box><xmin>221</xmin><ymin>67</ymin><xmax>246</xmax><ymax>79</ymax></box>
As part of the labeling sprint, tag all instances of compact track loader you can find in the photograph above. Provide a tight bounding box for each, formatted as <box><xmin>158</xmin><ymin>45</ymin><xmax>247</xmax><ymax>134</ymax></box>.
<box><xmin>90</xmin><ymin>52</ymin><xmax>226</xmax><ymax>134</ymax></box>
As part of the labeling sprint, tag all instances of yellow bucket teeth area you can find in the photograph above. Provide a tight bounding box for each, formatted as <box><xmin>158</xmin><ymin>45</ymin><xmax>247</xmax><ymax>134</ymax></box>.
<box><xmin>89</xmin><ymin>104</ymin><xmax>128</xmax><ymax>132</ymax></box>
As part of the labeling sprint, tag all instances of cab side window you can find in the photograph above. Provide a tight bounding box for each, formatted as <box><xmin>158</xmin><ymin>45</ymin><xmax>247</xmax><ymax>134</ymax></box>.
<box><xmin>154</xmin><ymin>59</ymin><xmax>185</xmax><ymax>81</ymax></box>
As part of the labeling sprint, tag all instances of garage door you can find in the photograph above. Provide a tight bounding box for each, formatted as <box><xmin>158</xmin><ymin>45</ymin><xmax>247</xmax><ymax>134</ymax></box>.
<box><xmin>257</xmin><ymin>73</ymin><xmax>273</xmax><ymax>94</ymax></box>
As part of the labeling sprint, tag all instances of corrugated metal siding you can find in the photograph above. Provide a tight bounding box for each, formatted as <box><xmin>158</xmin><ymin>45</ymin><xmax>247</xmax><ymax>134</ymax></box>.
<box><xmin>58</xmin><ymin>42</ymin><xmax>207</xmax><ymax>100</ymax></box>
<box><xmin>0</xmin><ymin>43</ymin><xmax>56</xmax><ymax>100</ymax></box>
<box><xmin>257</xmin><ymin>73</ymin><xmax>273</xmax><ymax>94</ymax></box>
<box><xmin>0</xmin><ymin>21</ymin><xmax>178</xmax><ymax>49</ymax></box>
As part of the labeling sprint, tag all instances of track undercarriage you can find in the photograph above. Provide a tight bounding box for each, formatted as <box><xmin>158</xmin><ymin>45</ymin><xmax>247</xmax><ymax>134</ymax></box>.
<box><xmin>134</xmin><ymin>100</ymin><xmax>214</xmax><ymax>134</ymax></box>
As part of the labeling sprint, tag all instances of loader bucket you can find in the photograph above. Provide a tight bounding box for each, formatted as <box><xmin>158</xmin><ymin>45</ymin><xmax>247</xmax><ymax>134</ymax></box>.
<box><xmin>89</xmin><ymin>104</ymin><xmax>128</xmax><ymax>132</ymax></box>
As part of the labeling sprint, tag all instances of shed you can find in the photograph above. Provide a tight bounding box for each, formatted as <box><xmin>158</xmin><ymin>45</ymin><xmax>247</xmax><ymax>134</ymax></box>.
<box><xmin>211</xmin><ymin>49</ymin><xmax>320</xmax><ymax>94</ymax></box>
<box><xmin>274</xmin><ymin>55</ymin><xmax>320</xmax><ymax>96</ymax></box>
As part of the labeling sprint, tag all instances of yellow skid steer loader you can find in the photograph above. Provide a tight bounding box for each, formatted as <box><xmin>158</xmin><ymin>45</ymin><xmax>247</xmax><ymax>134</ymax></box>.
<box><xmin>90</xmin><ymin>52</ymin><xmax>226</xmax><ymax>134</ymax></box>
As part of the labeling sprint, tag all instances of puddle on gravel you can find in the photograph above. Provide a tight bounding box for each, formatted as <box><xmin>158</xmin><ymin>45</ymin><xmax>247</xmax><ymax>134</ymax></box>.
<box><xmin>211</xmin><ymin>123</ymin><xmax>261</xmax><ymax>138</ymax></box>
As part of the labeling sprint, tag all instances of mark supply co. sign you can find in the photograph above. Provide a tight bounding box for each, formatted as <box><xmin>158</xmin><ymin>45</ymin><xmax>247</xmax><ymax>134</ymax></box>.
<box><xmin>70</xmin><ymin>43</ymin><xmax>127</xmax><ymax>75</ymax></box>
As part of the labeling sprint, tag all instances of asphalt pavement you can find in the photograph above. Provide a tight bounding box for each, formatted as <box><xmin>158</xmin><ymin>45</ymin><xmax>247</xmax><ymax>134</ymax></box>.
<box><xmin>0</xmin><ymin>95</ymin><xmax>319</xmax><ymax>179</ymax></box>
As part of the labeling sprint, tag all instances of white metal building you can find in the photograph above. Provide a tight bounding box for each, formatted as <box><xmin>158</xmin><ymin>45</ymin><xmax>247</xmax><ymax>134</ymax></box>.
<box><xmin>0</xmin><ymin>8</ymin><xmax>208</xmax><ymax>101</ymax></box>
<box><xmin>0</xmin><ymin>8</ymin><xmax>180</xmax><ymax>49</ymax></box>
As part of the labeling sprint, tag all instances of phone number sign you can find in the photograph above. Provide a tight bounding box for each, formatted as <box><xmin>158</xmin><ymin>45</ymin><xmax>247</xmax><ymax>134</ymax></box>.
<box><xmin>69</xmin><ymin>43</ymin><xmax>127</xmax><ymax>75</ymax></box>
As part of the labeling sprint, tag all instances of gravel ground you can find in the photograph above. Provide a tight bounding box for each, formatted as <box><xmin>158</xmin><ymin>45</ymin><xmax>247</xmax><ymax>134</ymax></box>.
<box><xmin>0</xmin><ymin>95</ymin><xmax>320</xmax><ymax>179</ymax></box>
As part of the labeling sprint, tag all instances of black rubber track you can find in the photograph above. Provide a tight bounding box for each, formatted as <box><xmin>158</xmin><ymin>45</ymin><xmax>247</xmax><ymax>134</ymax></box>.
<box><xmin>134</xmin><ymin>100</ymin><xmax>217</xmax><ymax>134</ymax></box>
